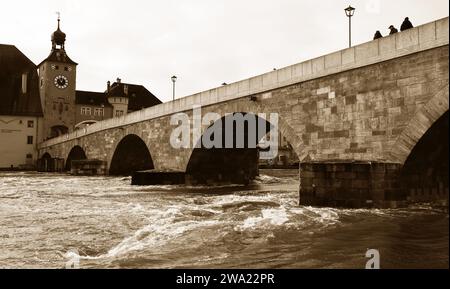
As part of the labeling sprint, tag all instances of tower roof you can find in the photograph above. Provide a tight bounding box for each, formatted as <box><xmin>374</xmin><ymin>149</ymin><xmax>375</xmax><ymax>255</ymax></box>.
<box><xmin>38</xmin><ymin>16</ymin><xmax>77</xmax><ymax>67</ymax></box>
<box><xmin>38</xmin><ymin>50</ymin><xmax>78</xmax><ymax>67</ymax></box>
<box><xmin>51</xmin><ymin>18</ymin><xmax>66</xmax><ymax>46</ymax></box>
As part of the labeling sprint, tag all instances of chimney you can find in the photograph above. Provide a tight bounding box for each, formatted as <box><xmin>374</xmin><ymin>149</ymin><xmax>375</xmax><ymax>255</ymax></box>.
<box><xmin>116</xmin><ymin>77</ymin><xmax>121</xmax><ymax>84</ymax></box>
<box><xmin>124</xmin><ymin>84</ymin><xmax>129</xmax><ymax>95</ymax></box>
<box><xmin>107</xmin><ymin>81</ymin><xmax>111</xmax><ymax>92</ymax></box>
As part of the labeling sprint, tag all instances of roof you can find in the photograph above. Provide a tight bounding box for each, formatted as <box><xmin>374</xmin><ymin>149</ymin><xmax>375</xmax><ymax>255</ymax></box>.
<box><xmin>0</xmin><ymin>44</ymin><xmax>43</xmax><ymax>117</ymax></box>
<box><xmin>37</xmin><ymin>49</ymin><xmax>77</xmax><ymax>67</ymax></box>
<box><xmin>75</xmin><ymin>90</ymin><xmax>112</xmax><ymax>107</ymax></box>
<box><xmin>107</xmin><ymin>82</ymin><xmax>162</xmax><ymax>111</ymax></box>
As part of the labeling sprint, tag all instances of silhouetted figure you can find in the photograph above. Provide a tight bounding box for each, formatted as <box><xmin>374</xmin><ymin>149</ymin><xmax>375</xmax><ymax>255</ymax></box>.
<box><xmin>400</xmin><ymin>17</ymin><xmax>414</xmax><ymax>31</ymax></box>
<box><xmin>389</xmin><ymin>25</ymin><xmax>398</xmax><ymax>35</ymax></box>
<box><xmin>373</xmin><ymin>31</ymin><xmax>383</xmax><ymax>40</ymax></box>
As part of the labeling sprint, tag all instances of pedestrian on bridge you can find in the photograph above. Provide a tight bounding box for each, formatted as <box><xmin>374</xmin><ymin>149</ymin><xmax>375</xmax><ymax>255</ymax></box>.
<box><xmin>389</xmin><ymin>25</ymin><xmax>399</xmax><ymax>35</ymax></box>
<box><xmin>401</xmin><ymin>17</ymin><xmax>414</xmax><ymax>31</ymax></box>
<box><xmin>373</xmin><ymin>30</ymin><xmax>383</xmax><ymax>40</ymax></box>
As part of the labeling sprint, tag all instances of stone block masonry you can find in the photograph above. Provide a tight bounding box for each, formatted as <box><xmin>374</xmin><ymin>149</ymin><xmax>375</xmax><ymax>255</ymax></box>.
<box><xmin>38</xmin><ymin>18</ymin><xmax>449</xmax><ymax>208</ymax></box>
<box><xmin>299</xmin><ymin>162</ymin><xmax>404</xmax><ymax>208</ymax></box>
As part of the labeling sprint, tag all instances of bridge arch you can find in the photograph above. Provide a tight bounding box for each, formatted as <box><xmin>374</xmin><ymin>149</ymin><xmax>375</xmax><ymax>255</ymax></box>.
<box><xmin>65</xmin><ymin>145</ymin><xmax>87</xmax><ymax>171</ymax></box>
<box><xmin>390</xmin><ymin>84</ymin><xmax>449</xmax><ymax>201</ymax></box>
<box><xmin>109</xmin><ymin>134</ymin><xmax>154</xmax><ymax>175</ymax></box>
<box><xmin>184</xmin><ymin>112</ymin><xmax>298</xmax><ymax>185</ymax></box>
<box><xmin>400</xmin><ymin>111</ymin><xmax>449</xmax><ymax>200</ymax></box>
<box><xmin>41</xmin><ymin>152</ymin><xmax>52</xmax><ymax>159</ymax></box>
<box><xmin>50</xmin><ymin>125</ymin><xmax>69</xmax><ymax>138</ymax></box>
<box><xmin>237</xmin><ymin>100</ymin><xmax>306</xmax><ymax>162</ymax></box>
<box><xmin>390</xmin><ymin>84</ymin><xmax>449</xmax><ymax>164</ymax></box>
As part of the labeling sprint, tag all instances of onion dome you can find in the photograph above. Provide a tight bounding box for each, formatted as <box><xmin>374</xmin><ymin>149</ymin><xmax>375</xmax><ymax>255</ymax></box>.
<box><xmin>51</xmin><ymin>18</ymin><xmax>66</xmax><ymax>46</ymax></box>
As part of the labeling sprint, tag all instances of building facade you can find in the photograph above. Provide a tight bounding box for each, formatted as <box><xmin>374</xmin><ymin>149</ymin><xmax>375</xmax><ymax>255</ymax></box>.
<box><xmin>0</xmin><ymin>45</ymin><xmax>44</xmax><ymax>168</ymax></box>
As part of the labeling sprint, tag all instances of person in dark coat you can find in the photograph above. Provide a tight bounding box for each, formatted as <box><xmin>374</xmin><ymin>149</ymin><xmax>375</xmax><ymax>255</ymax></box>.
<box><xmin>373</xmin><ymin>31</ymin><xmax>383</xmax><ymax>40</ymax></box>
<box><xmin>389</xmin><ymin>25</ymin><xmax>398</xmax><ymax>35</ymax></box>
<box><xmin>401</xmin><ymin>17</ymin><xmax>414</xmax><ymax>31</ymax></box>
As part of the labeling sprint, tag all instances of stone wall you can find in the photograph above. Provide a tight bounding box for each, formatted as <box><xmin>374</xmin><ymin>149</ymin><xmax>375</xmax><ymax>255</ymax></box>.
<box><xmin>299</xmin><ymin>162</ymin><xmax>404</xmax><ymax>208</ymax></box>
<box><xmin>37</xmin><ymin>18</ymin><xmax>449</xmax><ymax>207</ymax></box>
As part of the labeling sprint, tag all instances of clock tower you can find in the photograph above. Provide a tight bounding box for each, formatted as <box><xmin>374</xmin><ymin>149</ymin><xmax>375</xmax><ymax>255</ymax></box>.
<box><xmin>38</xmin><ymin>16</ymin><xmax>77</xmax><ymax>140</ymax></box>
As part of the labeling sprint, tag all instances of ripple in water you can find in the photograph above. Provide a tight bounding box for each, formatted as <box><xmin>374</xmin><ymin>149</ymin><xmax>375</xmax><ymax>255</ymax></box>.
<box><xmin>0</xmin><ymin>170</ymin><xmax>448</xmax><ymax>269</ymax></box>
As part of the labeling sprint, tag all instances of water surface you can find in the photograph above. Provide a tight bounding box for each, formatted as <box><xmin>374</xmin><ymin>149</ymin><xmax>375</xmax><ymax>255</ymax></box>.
<box><xmin>0</xmin><ymin>170</ymin><xmax>448</xmax><ymax>268</ymax></box>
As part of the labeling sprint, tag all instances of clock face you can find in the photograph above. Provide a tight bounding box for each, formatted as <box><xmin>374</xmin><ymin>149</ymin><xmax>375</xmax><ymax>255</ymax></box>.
<box><xmin>54</xmin><ymin>75</ymin><xmax>69</xmax><ymax>89</ymax></box>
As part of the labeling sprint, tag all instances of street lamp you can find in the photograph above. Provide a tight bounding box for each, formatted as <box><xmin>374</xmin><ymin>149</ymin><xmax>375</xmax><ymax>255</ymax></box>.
<box><xmin>171</xmin><ymin>75</ymin><xmax>177</xmax><ymax>101</ymax></box>
<box><xmin>344</xmin><ymin>5</ymin><xmax>355</xmax><ymax>48</ymax></box>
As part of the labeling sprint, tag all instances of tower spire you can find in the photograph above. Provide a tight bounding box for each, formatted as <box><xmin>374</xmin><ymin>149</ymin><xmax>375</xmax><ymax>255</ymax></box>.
<box><xmin>51</xmin><ymin>11</ymin><xmax>66</xmax><ymax>50</ymax></box>
<box><xmin>56</xmin><ymin>11</ymin><xmax>61</xmax><ymax>29</ymax></box>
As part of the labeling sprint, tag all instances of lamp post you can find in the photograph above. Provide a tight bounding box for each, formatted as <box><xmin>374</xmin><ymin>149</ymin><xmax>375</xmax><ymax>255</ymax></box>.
<box><xmin>171</xmin><ymin>75</ymin><xmax>177</xmax><ymax>101</ymax></box>
<box><xmin>344</xmin><ymin>5</ymin><xmax>355</xmax><ymax>48</ymax></box>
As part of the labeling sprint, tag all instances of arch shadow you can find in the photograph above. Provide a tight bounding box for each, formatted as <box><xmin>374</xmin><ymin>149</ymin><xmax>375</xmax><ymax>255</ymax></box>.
<box><xmin>65</xmin><ymin>146</ymin><xmax>87</xmax><ymax>171</ymax></box>
<box><xmin>185</xmin><ymin>112</ymin><xmax>284</xmax><ymax>185</ymax></box>
<box><xmin>401</xmin><ymin>111</ymin><xmax>449</xmax><ymax>201</ymax></box>
<box><xmin>109</xmin><ymin>134</ymin><xmax>154</xmax><ymax>176</ymax></box>
<box><xmin>42</xmin><ymin>152</ymin><xmax>52</xmax><ymax>159</ymax></box>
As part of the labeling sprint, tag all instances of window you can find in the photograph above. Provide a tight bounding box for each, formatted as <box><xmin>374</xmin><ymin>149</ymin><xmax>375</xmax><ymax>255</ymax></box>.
<box><xmin>94</xmin><ymin>108</ymin><xmax>104</xmax><ymax>116</ymax></box>
<box><xmin>40</xmin><ymin>78</ymin><xmax>44</xmax><ymax>88</ymax></box>
<box><xmin>26</xmin><ymin>154</ymin><xmax>32</xmax><ymax>159</ymax></box>
<box><xmin>64</xmin><ymin>67</ymin><xmax>68</xmax><ymax>71</ymax></box>
<box><xmin>27</xmin><ymin>136</ymin><xmax>33</xmax><ymax>145</ymax></box>
<box><xmin>28</xmin><ymin>120</ymin><xmax>34</xmax><ymax>128</ymax></box>
<box><xmin>81</xmin><ymin>107</ymin><xmax>91</xmax><ymax>115</ymax></box>
<box><xmin>115</xmin><ymin>110</ymin><xmax>124</xmax><ymax>117</ymax></box>
<box><xmin>53</xmin><ymin>103</ymin><xmax>57</xmax><ymax>110</ymax></box>
<box><xmin>21</xmin><ymin>73</ymin><xmax>27</xmax><ymax>94</ymax></box>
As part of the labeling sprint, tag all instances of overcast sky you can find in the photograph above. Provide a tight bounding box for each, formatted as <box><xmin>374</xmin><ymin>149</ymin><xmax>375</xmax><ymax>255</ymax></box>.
<box><xmin>1</xmin><ymin>0</ymin><xmax>448</xmax><ymax>102</ymax></box>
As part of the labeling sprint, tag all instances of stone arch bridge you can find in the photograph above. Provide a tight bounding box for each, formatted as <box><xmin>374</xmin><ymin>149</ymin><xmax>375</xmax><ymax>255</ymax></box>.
<box><xmin>39</xmin><ymin>18</ymin><xmax>449</xmax><ymax>208</ymax></box>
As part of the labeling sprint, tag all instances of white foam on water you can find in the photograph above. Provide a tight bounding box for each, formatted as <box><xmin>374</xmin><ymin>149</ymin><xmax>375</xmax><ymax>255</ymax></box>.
<box><xmin>253</xmin><ymin>174</ymin><xmax>284</xmax><ymax>184</ymax></box>
<box><xmin>235</xmin><ymin>207</ymin><xmax>290</xmax><ymax>231</ymax></box>
<box><xmin>77</xmin><ymin>206</ymin><xmax>221</xmax><ymax>260</ymax></box>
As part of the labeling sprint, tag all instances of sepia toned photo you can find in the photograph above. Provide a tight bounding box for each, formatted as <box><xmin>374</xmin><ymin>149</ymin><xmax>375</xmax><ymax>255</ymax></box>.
<box><xmin>0</xmin><ymin>0</ymin><xmax>448</xmax><ymax>274</ymax></box>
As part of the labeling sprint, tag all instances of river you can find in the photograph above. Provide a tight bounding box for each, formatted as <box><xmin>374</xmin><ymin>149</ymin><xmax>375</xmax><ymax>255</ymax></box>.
<box><xmin>0</xmin><ymin>170</ymin><xmax>448</xmax><ymax>269</ymax></box>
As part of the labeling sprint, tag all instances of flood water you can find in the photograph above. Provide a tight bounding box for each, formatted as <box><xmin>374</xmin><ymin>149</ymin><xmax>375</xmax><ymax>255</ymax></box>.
<box><xmin>0</xmin><ymin>169</ymin><xmax>448</xmax><ymax>269</ymax></box>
